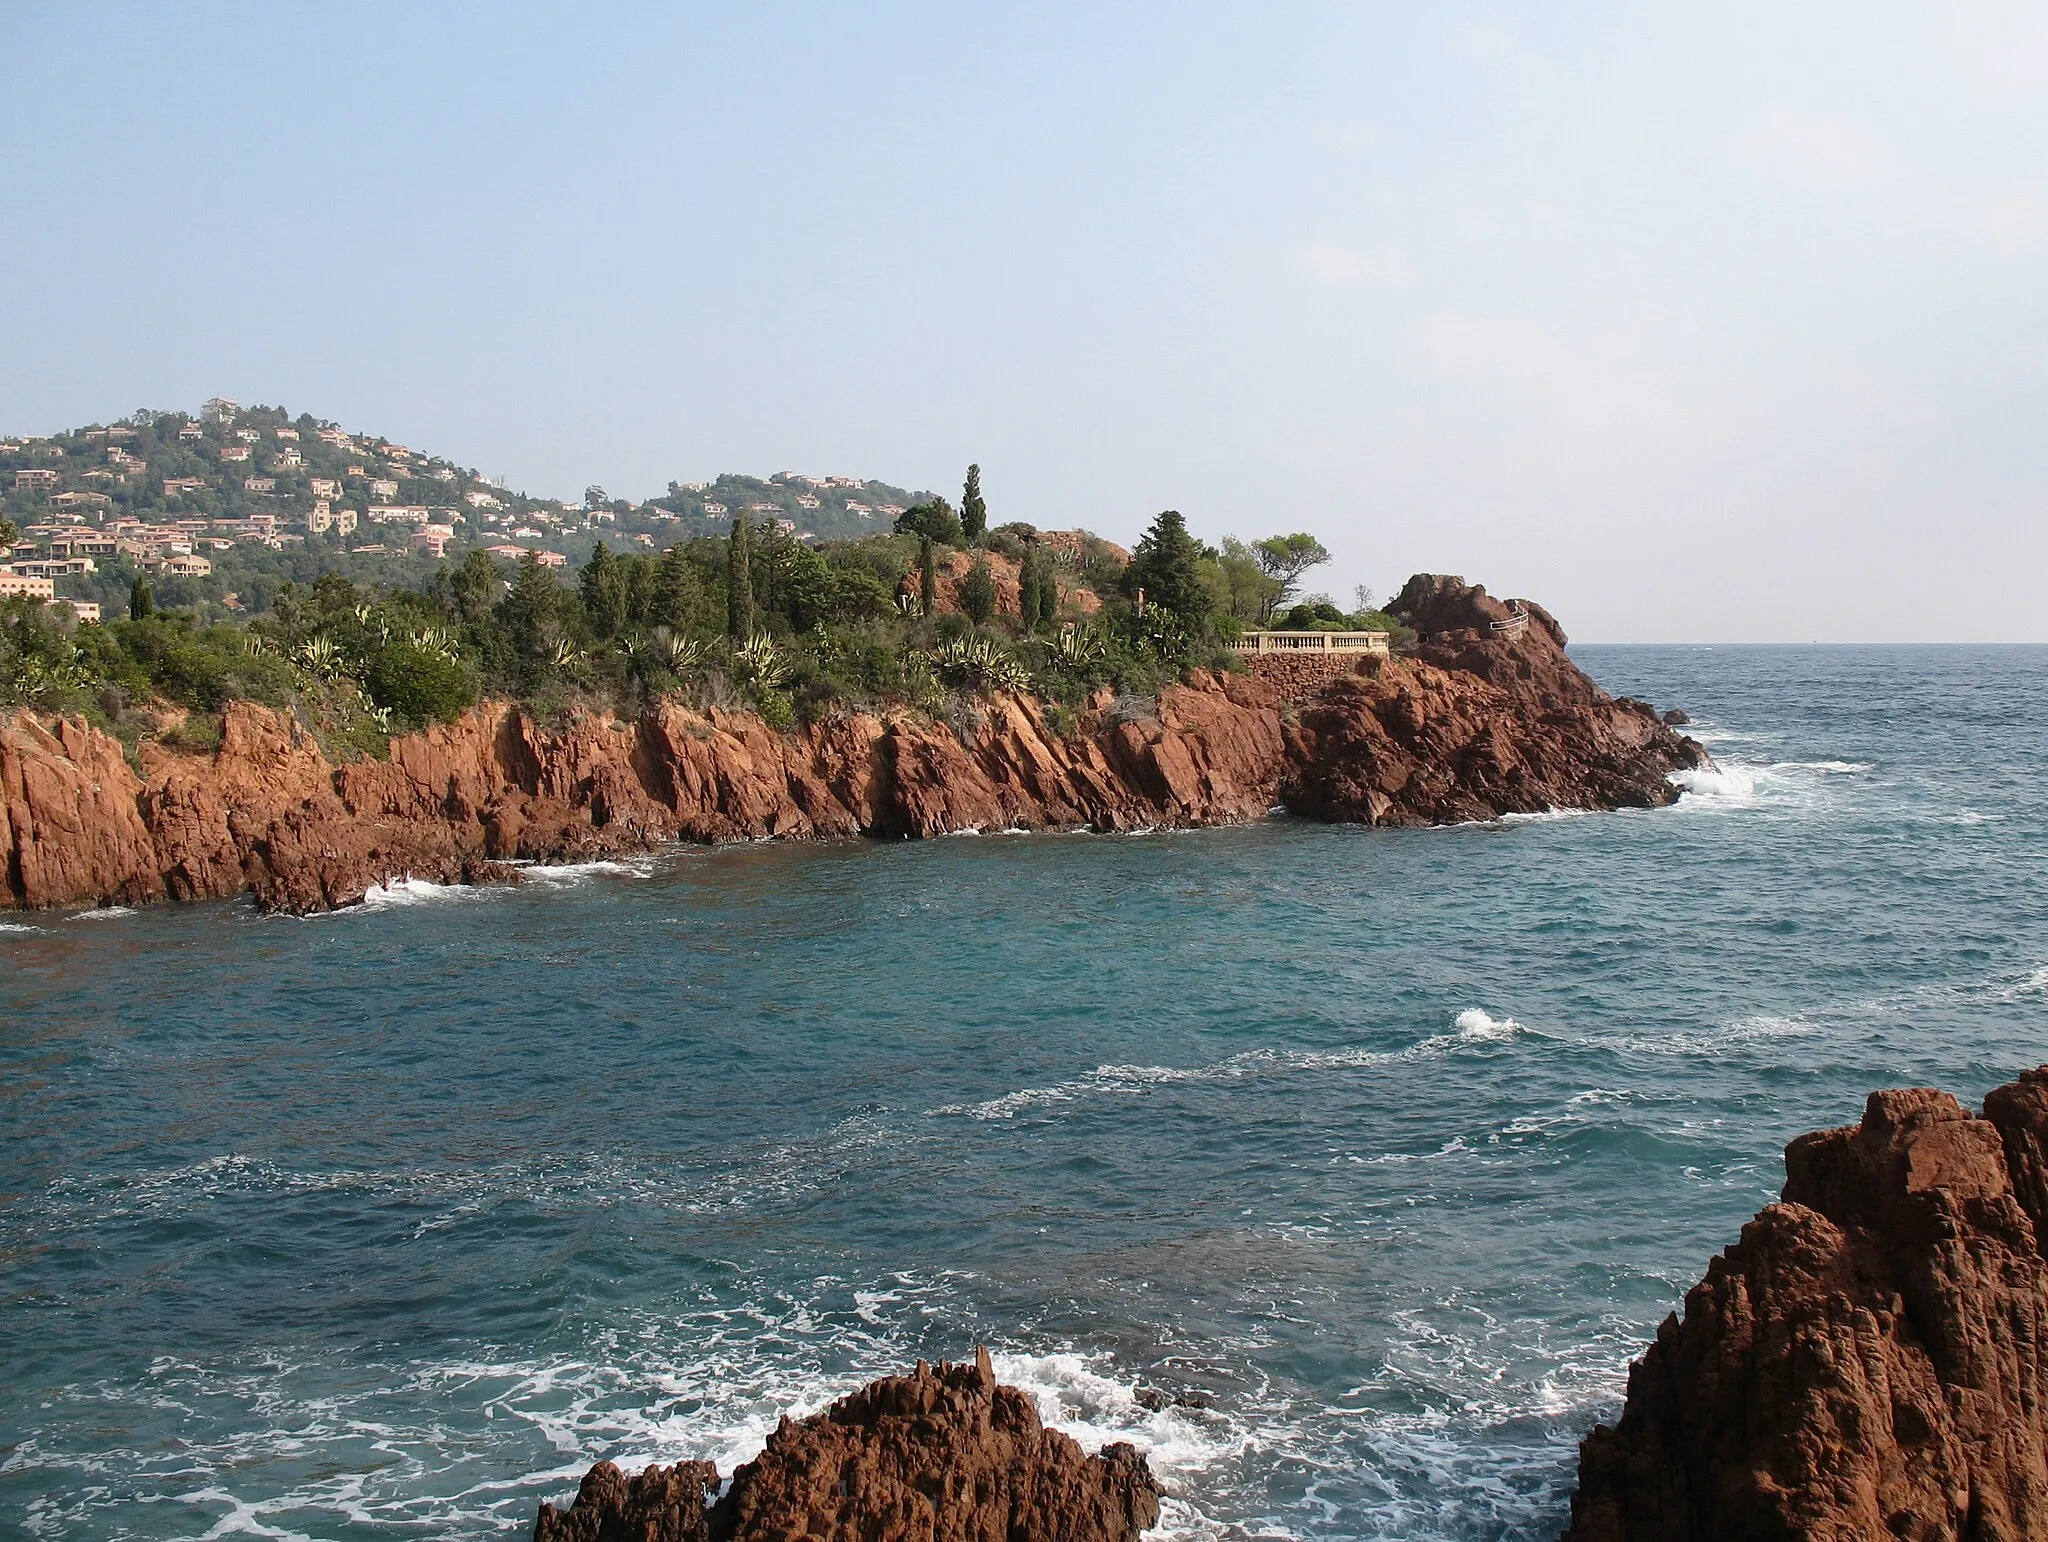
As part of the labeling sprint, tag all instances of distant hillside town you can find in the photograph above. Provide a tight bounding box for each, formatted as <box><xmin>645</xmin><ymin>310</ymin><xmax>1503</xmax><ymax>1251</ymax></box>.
<box><xmin>0</xmin><ymin>399</ymin><xmax>932</xmax><ymax>617</ymax></box>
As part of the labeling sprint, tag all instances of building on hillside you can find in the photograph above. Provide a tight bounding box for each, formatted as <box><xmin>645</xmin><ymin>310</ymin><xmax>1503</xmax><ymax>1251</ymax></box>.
<box><xmin>14</xmin><ymin>468</ymin><xmax>58</xmax><ymax>489</ymax></box>
<box><xmin>48</xmin><ymin>535</ymin><xmax>121</xmax><ymax>559</ymax></box>
<box><xmin>772</xmin><ymin>519</ymin><xmax>799</xmax><ymax>535</ymax></box>
<box><xmin>58</xmin><ymin>600</ymin><xmax>102</xmax><ymax>623</ymax></box>
<box><xmin>306</xmin><ymin>501</ymin><xmax>333</xmax><ymax>534</ymax></box>
<box><xmin>51</xmin><ymin>491</ymin><xmax>112</xmax><ymax>509</ymax></box>
<box><xmin>0</xmin><ymin>571</ymin><xmax>56</xmax><ymax>600</ymax></box>
<box><xmin>9</xmin><ymin>557</ymin><xmax>97</xmax><ymax>579</ymax></box>
<box><xmin>275</xmin><ymin>427</ymin><xmax>298</xmax><ymax>441</ymax></box>
<box><xmin>204</xmin><ymin>397</ymin><xmax>239</xmax><ymax>423</ymax></box>
<box><xmin>161</xmin><ymin>477</ymin><xmax>206</xmax><ymax>496</ymax></box>
<box><xmin>510</xmin><ymin>525</ymin><xmax>544</xmax><ymax>539</ymax></box>
<box><xmin>221</xmin><ymin>446</ymin><xmax>251</xmax><ymax>463</ymax></box>
<box><xmin>368</xmin><ymin>505</ymin><xmax>431</xmax><ymax>525</ymax></box>
<box><xmin>235</xmin><ymin>428</ymin><xmax>261</xmax><ymax>443</ymax></box>
<box><xmin>701</xmin><ymin>502</ymin><xmax>728</xmax><ymax>516</ymax></box>
<box><xmin>535</xmin><ymin>550</ymin><xmax>568</xmax><ymax>568</ymax></box>
<box><xmin>310</xmin><ymin>478</ymin><xmax>341</xmax><ymax>499</ymax></box>
<box><xmin>316</xmin><ymin>427</ymin><xmax>351</xmax><ymax>446</ymax></box>
<box><xmin>628</xmin><ymin>532</ymin><xmax>655</xmax><ymax>547</ymax></box>
<box><xmin>370</xmin><ymin>479</ymin><xmax>399</xmax><ymax>500</ymax></box>
<box><xmin>464</xmin><ymin>490</ymin><xmax>502</xmax><ymax>509</ymax></box>
<box><xmin>178</xmin><ymin>421</ymin><xmax>204</xmax><ymax>440</ymax></box>
<box><xmin>412</xmin><ymin>524</ymin><xmax>457</xmax><ymax>557</ymax></box>
<box><xmin>156</xmin><ymin>554</ymin><xmax>213</xmax><ymax>577</ymax></box>
<box><xmin>275</xmin><ymin>447</ymin><xmax>303</xmax><ymax>469</ymax></box>
<box><xmin>483</xmin><ymin>543</ymin><xmax>528</xmax><ymax>560</ymax></box>
<box><xmin>244</xmin><ymin>477</ymin><xmax>276</xmax><ymax>493</ymax></box>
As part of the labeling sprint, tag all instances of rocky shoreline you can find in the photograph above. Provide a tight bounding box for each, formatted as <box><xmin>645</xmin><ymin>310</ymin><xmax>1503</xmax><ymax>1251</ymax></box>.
<box><xmin>1</xmin><ymin>576</ymin><xmax>1704</xmax><ymax>914</ymax></box>
<box><xmin>1566</xmin><ymin>1067</ymin><xmax>2048</xmax><ymax>1541</ymax></box>
<box><xmin>534</xmin><ymin>1350</ymin><xmax>1161</xmax><ymax>1542</ymax></box>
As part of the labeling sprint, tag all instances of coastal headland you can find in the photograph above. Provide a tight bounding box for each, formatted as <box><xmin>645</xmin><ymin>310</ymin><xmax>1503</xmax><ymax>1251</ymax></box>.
<box><xmin>2</xmin><ymin>575</ymin><xmax>1703</xmax><ymax>914</ymax></box>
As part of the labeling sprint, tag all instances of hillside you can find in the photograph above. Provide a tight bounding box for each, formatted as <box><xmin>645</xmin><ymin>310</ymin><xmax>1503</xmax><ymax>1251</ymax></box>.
<box><xmin>0</xmin><ymin>400</ymin><xmax>932</xmax><ymax>614</ymax></box>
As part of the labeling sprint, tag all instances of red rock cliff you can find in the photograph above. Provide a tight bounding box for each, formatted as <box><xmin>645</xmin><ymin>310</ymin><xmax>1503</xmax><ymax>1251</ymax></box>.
<box><xmin>1</xmin><ymin>576</ymin><xmax>1703</xmax><ymax>914</ymax></box>
<box><xmin>531</xmin><ymin>1349</ymin><xmax>1162</xmax><ymax>1542</ymax></box>
<box><xmin>1566</xmin><ymin>1068</ymin><xmax>2048</xmax><ymax>1542</ymax></box>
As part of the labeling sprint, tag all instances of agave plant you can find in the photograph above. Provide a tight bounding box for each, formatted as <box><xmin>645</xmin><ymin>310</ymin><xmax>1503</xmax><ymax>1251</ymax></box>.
<box><xmin>1056</xmin><ymin>622</ymin><xmax>1107</xmax><ymax>666</ymax></box>
<box><xmin>550</xmin><ymin>638</ymin><xmax>580</xmax><ymax>668</ymax></box>
<box><xmin>929</xmin><ymin>635</ymin><xmax>1032</xmax><ymax>694</ymax></box>
<box><xmin>3</xmin><ymin>653</ymin><xmax>87</xmax><ymax>704</ymax></box>
<box><xmin>293</xmin><ymin>634</ymin><xmax>348</xmax><ymax>680</ymax></box>
<box><xmin>648</xmin><ymin>626</ymin><xmax>705</xmax><ymax>672</ymax></box>
<box><xmin>732</xmin><ymin>630</ymin><xmax>792</xmax><ymax>689</ymax></box>
<box><xmin>410</xmin><ymin>625</ymin><xmax>458</xmax><ymax>661</ymax></box>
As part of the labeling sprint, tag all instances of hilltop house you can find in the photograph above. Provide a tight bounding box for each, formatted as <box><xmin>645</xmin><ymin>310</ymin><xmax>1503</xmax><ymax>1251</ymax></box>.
<box><xmin>14</xmin><ymin>468</ymin><xmax>58</xmax><ymax>489</ymax></box>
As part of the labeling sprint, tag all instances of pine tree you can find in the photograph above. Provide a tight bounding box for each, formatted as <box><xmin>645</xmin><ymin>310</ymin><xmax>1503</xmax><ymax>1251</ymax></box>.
<box><xmin>961</xmin><ymin>464</ymin><xmax>986</xmax><ymax>540</ymax></box>
<box><xmin>918</xmin><ymin>536</ymin><xmax>937</xmax><ymax>619</ymax></box>
<box><xmin>727</xmin><ymin>517</ymin><xmax>755</xmax><ymax>637</ymax></box>
<box><xmin>580</xmin><ymin>541</ymin><xmax>620</xmax><ymax>637</ymax></box>
<box><xmin>1125</xmin><ymin>510</ymin><xmax>1210</xmax><ymax>621</ymax></box>
<box><xmin>651</xmin><ymin>546</ymin><xmax>696</xmax><ymax>630</ymax></box>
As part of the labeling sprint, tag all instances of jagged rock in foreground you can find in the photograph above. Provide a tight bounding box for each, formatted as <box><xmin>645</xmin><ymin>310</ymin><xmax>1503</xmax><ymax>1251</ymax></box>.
<box><xmin>532</xmin><ymin>1350</ymin><xmax>1161</xmax><ymax>1542</ymax></box>
<box><xmin>1566</xmin><ymin>1067</ymin><xmax>2048</xmax><ymax>1542</ymax></box>
<box><xmin>1</xmin><ymin>575</ymin><xmax>1705</xmax><ymax>914</ymax></box>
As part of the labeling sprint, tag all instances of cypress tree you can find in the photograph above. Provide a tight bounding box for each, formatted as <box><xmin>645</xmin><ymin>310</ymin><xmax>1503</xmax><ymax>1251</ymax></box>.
<box><xmin>1039</xmin><ymin>568</ymin><xmax>1059</xmax><ymax>627</ymax></box>
<box><xmin>727</xmin><ymin>516</ymin><xmax>754</xmax><ymax>638</ymax></box>
<box><xmin>128</xmin><ymin>577</ymin><xmax>154</xmax><ymax>620</ymax></box>
<box><xmin>961</xmin><ymin>464</ymin><xmax>986</xmax><ymax>540</ymax></box>
<box><xmin>918</xmin><ymin>536</ymin><xmax>937</xmax><ymax>618</ymax></box>
<box><xmin>580</xmin><ymin>541</ymin><xmax>618</xmax><ymax>637</ymax></box>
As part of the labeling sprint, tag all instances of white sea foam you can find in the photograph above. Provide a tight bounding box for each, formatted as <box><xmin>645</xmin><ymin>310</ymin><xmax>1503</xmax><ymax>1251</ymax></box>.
<box><xmin>0</xmin><ymin>920</ymin><xmax>40</xmax><ymax>934</ymax></box>
<box><xmin>1452</xmin><ymin>1008</ymin><xmax>1521</xmax><ymax>1042</ymax></box>
<box><xmin>1668</xmin><ymin>765</ymin><xmax>1758</xmax><ymax>804</ymax></box>
<box><xmin>932</xmin><ymin>1010</ymin><xmax>1525</xmax><ymax>1121</ymax></box>
<box><xmin>516</xmin><ymin>857</ymin><xmax>657</xmax><ymax>885</ymax></box>
<box><xmin>68</xmin><ymin>905</ymin><xmax>135</xmax><ymax>921</ymax></box>
<box><xmin>359</xmin><ymin>876</ymin><xmax>476</xmax><ymax>910</ymax></box>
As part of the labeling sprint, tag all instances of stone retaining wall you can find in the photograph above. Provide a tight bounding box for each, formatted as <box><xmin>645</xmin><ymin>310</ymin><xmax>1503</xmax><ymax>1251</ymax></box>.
<box><xmin>1243</xmin><ymin>652</ymin><xmax>1371</xmax><ymax>701</ymax></box>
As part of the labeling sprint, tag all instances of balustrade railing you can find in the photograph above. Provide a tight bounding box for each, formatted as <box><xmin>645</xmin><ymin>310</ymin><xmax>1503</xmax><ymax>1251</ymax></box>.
<box><xmin>1227</xmin><ymin>631</ymin><xmax>1391</xmax><ymax>655</ymax></box>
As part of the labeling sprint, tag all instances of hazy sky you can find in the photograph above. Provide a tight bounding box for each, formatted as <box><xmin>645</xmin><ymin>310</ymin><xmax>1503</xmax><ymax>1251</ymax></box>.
<box><xmin>5</xmin><ymin>3</ymin><xmax>2045</xmax><ymax>639</ymax></box>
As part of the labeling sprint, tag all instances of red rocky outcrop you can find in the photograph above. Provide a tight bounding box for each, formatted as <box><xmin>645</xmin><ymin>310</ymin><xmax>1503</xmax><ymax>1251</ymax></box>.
<box><xmin>1</xmin><ymin>575</ymin><xmax>1704</xmax><ymax>915</ymax></box>
<box><xmin>532</xmin><ymin>1349</ymin><xmax>1161</xmax><ymax>1542</ymax></box>
<box><xmin>1566</xmin><ymin>1068</ymin><xmax>2048</xmax><ymax>1542</ymax></box>
<box><xmin>1282</xmin><ymin>574</ymin><xmax>1701</xmax><ymax>825</ymax></box>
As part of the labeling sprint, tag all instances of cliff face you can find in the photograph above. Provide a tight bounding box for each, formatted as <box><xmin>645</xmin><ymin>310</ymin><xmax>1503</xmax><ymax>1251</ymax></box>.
<box><xmin>532</xmin><ymin>1350</ymin><xmax>1162</xmax><ymax>1542</ymax></box>
<box><xmin>1285</xmin><ymin>574</ymin><xmax>1701</xmax><ymax>825</ymax></box>
<box><xmin>1</xmin><ymin>576</ymin><xmax>1704</xmax><ymax>915</ymax></box>
<box><xmin>1567</xmin><ymin>1068</ymin><xmax>2048</xmax><ymax>1542</ymax></box>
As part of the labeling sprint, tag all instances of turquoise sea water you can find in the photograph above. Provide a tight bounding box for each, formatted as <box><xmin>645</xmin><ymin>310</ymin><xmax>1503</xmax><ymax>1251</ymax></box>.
<box><xmin>4</xmin><ymin>645</ymin><xmax>2047</xmax><ymax>1541</ymax></box>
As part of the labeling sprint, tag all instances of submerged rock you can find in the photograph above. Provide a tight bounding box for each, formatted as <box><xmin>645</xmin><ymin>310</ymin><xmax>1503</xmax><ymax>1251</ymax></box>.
<box><xmin>532</xmin><ymin>1349</ymin><xmax>1162</xmax><ymax>1542</ymax></box>
<box><xmin>1565</xmin><ymin>1067</ymin><xmax>2048</xmax><ymax>1541</ymax></box>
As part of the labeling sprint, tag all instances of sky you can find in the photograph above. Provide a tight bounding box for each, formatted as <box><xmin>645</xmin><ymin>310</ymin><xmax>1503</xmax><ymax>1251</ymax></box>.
<box><xmin>4</xmin><ymin>3</ymin><xmax>2045</xmax><ymax>640</ymax></box>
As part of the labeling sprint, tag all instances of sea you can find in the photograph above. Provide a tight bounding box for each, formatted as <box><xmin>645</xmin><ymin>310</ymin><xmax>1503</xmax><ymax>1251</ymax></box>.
<box><xmin>4</xmin><ymin>645</ymin><xmax>2046</xmax><ymax>1541</ymax></box>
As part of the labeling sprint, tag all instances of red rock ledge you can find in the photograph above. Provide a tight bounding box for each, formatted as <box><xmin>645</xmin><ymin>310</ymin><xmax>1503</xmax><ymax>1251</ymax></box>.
<box><xmin>1566</xmin><ymin>1067</ymin><xmax>2048</xmax><ymax>1542</ymax></box>
<box><xmin>1</xmin><ymin>575</ymin><xmax>1704</xmax><ymax>914</ymax></box>
<box><xmin>532</xmin><ymin>1349</ymin><xmax>1162</xmax><ymax>1542</ymax></box>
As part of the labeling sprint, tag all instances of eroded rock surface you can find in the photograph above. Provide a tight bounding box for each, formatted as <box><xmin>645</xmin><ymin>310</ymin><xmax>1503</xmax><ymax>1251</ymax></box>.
<box><xmin>1283</xmin><ymin>574</ymin><xmax>1701</xmax><ymax>825</ymax></box>
<box><xmin>1566</xmin><ymin>1067</ymin><xmax>2048</xmax><ymax>1542</ymax></box>
<box><xmin>2</xmin><ymin>575</ymin><xmax>1704</xmax><ymax>914</ymax></box>
<box><xmin>532</xmin><ymin>1350</ymin><xmax>1162</xmax><ymax>1542</ymax></box>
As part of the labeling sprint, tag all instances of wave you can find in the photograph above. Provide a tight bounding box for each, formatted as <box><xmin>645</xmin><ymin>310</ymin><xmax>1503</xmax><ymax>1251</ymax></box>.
<box><xmin>359</xmin><ymin>875</ymin><xmax>483</xmax><ymax>910</ymax></box>
<box><xmin>931</xmin><ymin>1009</ymin><xmax>1527</xmax><ymax>1121</ymax></box>
<box><xmin>0</xmin><ymin>920</ymin><xmax>41</xmax><ymax>933</ymax></box>
<box><xmin>67</xmin><ymin>905</ymin><xmax>135</xmax><ymax>921</ymax></box>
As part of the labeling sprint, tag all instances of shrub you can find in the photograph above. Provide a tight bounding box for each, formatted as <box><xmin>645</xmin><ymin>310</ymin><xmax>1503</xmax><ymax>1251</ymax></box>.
<box><xmin>359</xmin><ymin>639</ymin><xmax>480</xmax><ymax>726</ymax></box>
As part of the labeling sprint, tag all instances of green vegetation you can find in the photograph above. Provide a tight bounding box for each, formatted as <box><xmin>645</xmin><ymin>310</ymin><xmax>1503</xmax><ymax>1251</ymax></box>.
<box><xmin>3</xmin><ymin>404</ymin><xmax>1403</xmax><ymax>745</ymax></box>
